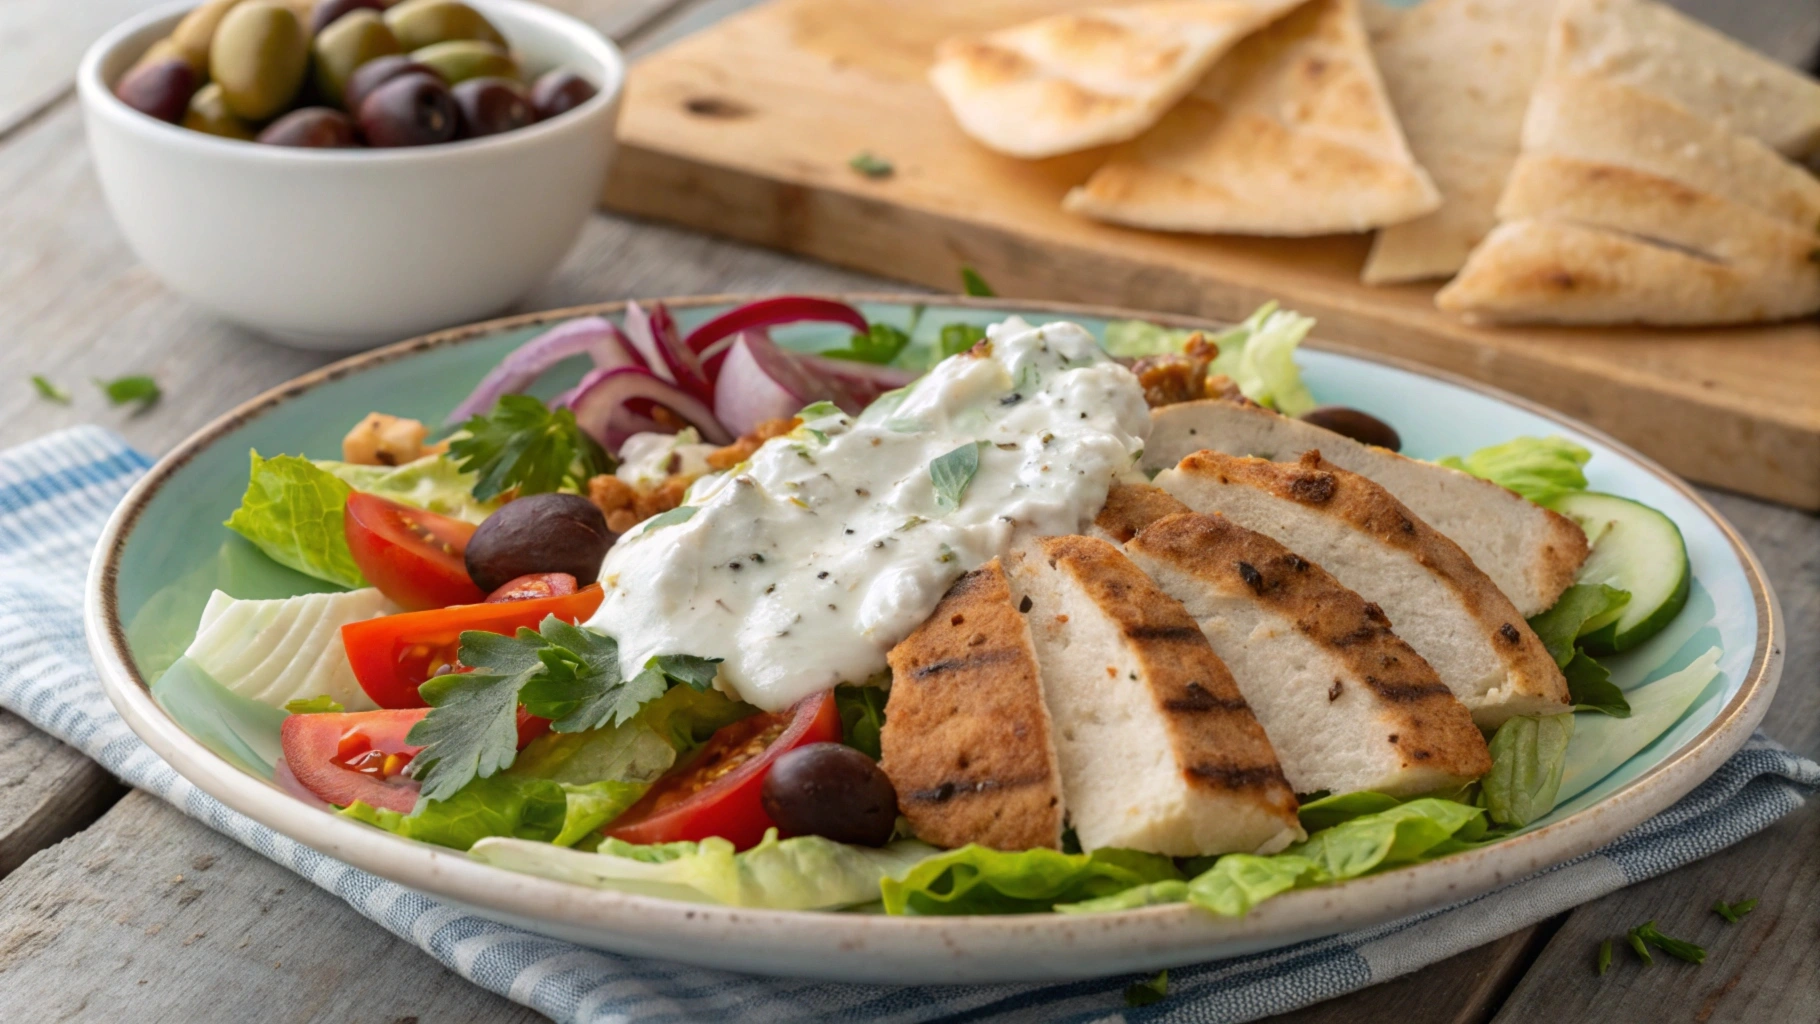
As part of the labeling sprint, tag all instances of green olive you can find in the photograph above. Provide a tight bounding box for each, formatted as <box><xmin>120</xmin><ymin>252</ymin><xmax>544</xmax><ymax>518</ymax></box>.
<box><xmin>182</xmin><ymin>82</ymin><xmax>255</xmax><ymax>139</ymax></box>
<box><xmin>384</xmin><ymin>0</ymin><xmax>505</xmax><ymax>51</ymax></box>
<box><xmin>130</xmin><ymin>36</ymin><xmax>207</xmax><ymax>78</ymax></box>
<box><xmin>410</xmin><ymin>40</ymin><xmax>517</xmax><ymax>85</ymax></box>
<box><xmin>210</xmin><ymin>1</ymin><xmax>310</xmax><ymax>121</ymax></box>
<box><xmin>311</xmin><ymin>9</ymin><xmax>401</xmax><ymax>107</ymax></box>
<box><xmin>171</xmin><ymin>0</ymin><xmax>246</xmax><ymax>71</ymax></box>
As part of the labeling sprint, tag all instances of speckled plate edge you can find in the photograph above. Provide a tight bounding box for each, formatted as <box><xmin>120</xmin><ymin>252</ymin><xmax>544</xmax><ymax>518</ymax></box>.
<box><xmin>84</xmin><ymin>294</ymin><xmax>1783</xmax><ymax>984</ymax></box>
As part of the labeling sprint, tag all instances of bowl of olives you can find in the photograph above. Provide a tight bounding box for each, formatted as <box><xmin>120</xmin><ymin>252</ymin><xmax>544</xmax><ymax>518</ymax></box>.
<box><xmin>78</xmin><ymin>0</ymin><xmax>622</xmax><ymax>351</ymax></box>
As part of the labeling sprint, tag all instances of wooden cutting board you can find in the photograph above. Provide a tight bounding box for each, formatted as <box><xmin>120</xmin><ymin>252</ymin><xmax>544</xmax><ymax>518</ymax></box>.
<box><xmin>602</xmin><ymin>0</ymin><xmax>1820</xmax><ymax>510</ymax></box>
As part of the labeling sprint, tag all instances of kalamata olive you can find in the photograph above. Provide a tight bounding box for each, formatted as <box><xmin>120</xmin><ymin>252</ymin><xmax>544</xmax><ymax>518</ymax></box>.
<box><xmin>171</xmin><ymin>0</ymin><xmax>245</xmax><ymax>71</ymax></box>
<box><xmin>116</xmin><ymin>58</ymin><xmax>197</xmax><ymax>124</ymax></box>
<box><xmin>257</xmin><ymin>106</ymin><xmax>359</xmax><ymax>146</ymax></box>
<box><xmin>411</xmin><ymin>39</ymin><xmax>518</xmax><ymax>85</ymax></box>
<box><xmin>760</xmin><ymin>743</ymin><xmax>898</xmax><ymax>847</ymax></box>
<box><xmin>308</xmin><ymin>0</ymin><xmax>386</xmax><ymax>36</ymax></box>
<box><xmin>385</xmin><ymin>0</ymin><xmax>506</xmax><ymax>51</ymax></box>
<box><xmin>182</xmin><ymin>83</ymin><xmax>256</xmax><ymax>139</ymax></box>
<box><xmin>452</xmin><ymin>76</ymin><xmax>534</xmax><ymax>137</ymax></box>
<box><xmin>210</xmin><ymin>0</ymin><xmax>310</xmax><ymax>121</ymax></box>
<box><xmin>310</xmin><ymin>9</ymin><xmax>401</xmax><ymax>106</ymax></box>
<box><xmin>1297</xmin><ymin>406</ymin><xmax>1402</xmax><ymax>452</ymax></box>
<box><xmin>529</xmin><ymin>68</ymin><xmax>596</xmax><ymax>120</ymax></box>
<box><xmin>342</xmin><ymin>54</ymin><xmax>433</xmax><ymax>113</ymax></box>
<box><xmin>130</xmin><ymin>37</ymin><xmax>206</xmax><ymax>78</ymax></box>
<box><xmin>356</xmin><ymin>71</ymin><xmax>458</xmax><ymax>146</ymax></box>
<box><xmin>464</xmin><ymin>493</ymin><xmax>613</xmax><ymax>593</ymax></box>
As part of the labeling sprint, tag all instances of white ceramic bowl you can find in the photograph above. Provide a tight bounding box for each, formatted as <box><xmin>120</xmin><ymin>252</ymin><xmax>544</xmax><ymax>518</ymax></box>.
<box><xmin>77</xmin><ymin>0</ymin><xmax>623</xmax><ymax>351</ymax></box>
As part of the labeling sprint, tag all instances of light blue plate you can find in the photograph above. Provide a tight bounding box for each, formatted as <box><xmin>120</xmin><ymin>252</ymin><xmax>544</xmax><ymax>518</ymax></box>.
<box><xmin>86</xmin><ymin>296</ymin><xmax>1782</xmax><ymax>982</ymax></box>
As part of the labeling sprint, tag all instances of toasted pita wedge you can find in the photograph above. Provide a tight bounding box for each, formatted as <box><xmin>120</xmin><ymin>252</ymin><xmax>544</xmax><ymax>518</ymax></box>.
<box><xmin>1437</xmin><ymin>219</ymin><xmax>1820</xmax><ymax>326</ymax></box>
<box><xmin>929</xmin><ymin>0</ymin><xmax>1308</xmax><ymax>159</ymax></box>
<box><xmin>1360</xmin><ymin>0</ymin><xmax>1556</xmax><ymax>283</ymax></box>
<box><xmin>1064</xmin><ymin>0</ymin><xmax>1441</xmax><ymax>236</ymax></box>
<box><xmin>1006</xmin><ymin>535</ymin><xmax>1302</xmax><ymax>856</ymax></box>
<box><xmin>881</xmin><ymin>559</ymin><xmax>1065</xmax><ymax>851</ymax></box>
<box><xmin>1157</xmin><ymin>451</ymin><xmax>1570</xmax><ymax>727</ymax></box>
<box><xmin>1141</xmin><ymin>399</ymin><xmax>1588</xmax><ymax>616</ymax></box>
<box><xmin>1545</xmin><ymin>0</ymin><xmax>1820</xmax><ymax>159</ymax></box>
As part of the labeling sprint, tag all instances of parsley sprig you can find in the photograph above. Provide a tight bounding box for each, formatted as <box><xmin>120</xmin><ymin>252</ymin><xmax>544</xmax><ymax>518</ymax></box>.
<box><xmin>404</xmin><ymin>616</ymin><xmax>721</xmax><ymax>809</ymax></box>
<box><xmin>449</xmin><ymin>394</ymin><xmax>612</xmax><ymax>501</ymax></box>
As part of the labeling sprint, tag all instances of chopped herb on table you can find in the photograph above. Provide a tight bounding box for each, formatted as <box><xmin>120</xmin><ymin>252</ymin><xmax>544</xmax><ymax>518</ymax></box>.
<box><xmin>1124</xmin><ymin>970</ymin><xmax>1168</xmax><ymax>1007</ymax></box>
<box><xmin>1596</xmin><ymin>938</ymin><xmax>1613</xmax><ymax>976</ymax></box>
<box><xmin>848</xmin><ymin>151</ymin><xmax>893</xmax><ymax>179</ymax></box>
<box><xmin>96</xmin><ymin>374</ymin><xmax>160</xmax><ymax>409</ymax></box>
<box><xmin>30</xmin><ymin>375</ymin><xmax>70</xmax><ymax>404</ymax></box>
<box><xmin>1631</xmin><ymin>921</ymin><xmax>1705</xmax><ymax>964</ymax></box>
<box><xmin>1712</xmin><ymin>898</ymin><xmax>1758</xmax><ymax>924</ymax></box>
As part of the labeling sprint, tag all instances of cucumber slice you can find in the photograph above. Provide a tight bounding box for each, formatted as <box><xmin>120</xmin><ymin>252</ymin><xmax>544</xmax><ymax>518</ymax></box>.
<box><xmin>1548</xmin><ymin>491</ymin><xmax>1690</xmax><ymax>654</ymax></box>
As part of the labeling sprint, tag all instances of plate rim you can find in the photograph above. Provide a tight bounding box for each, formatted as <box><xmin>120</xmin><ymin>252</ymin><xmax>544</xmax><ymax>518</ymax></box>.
<box><xmin>81</xmin><ymin>293</ymin><xmax>1784</xmax><ymax>982</ymax></box>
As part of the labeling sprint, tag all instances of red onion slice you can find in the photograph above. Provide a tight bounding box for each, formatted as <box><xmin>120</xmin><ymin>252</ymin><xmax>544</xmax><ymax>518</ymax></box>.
<box><xmin>625</xmin><ymin>302</ymin><xmax>714</xmax><ymax>404</ymax></box>
<box><xmin>800</xmin><ymin>354</ymin><xmax>917</xmax><ymax>403</ymax></box>
<box><xmin>712</xmin><ymin>331</ymin><xmax>830</xmax><ymax>437</ymax></box>
<box><xmin>445</xmin><ymin>317</ymin><xmax>638</xmax><ymax>425</ymax></box>
<box><xmin>684</xmin><ymin>296</ymin><xmax>870</xmax><ymax>355</ymax></box>
<box><xmin>557</xmin><ymin>366</ymin><xmax>733</xmax><ymax>453</ymax></box>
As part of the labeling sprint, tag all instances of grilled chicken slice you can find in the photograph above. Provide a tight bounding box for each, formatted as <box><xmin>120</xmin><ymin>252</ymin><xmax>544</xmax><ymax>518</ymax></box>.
<box><xmin>1143</xmin><ymin>399</ymin><xmax>1587</xmax><ymax>617</ymax></box>
<box><xmin>1004</xmin><ymin>535</ymin><xmax>1303</xmax><ymax>857</ymax></box>
<box><xmin>1157</xmin><ymin>451</ymin><xmax>1569</xmax><ymax>728</ymax></box>
<box><xmin>1099</xmin><ymin>486</ymin><xmax>1490</xmax><ymax>797</ymax></box>
<box><xmin>881</xmin><ymin>559</ymin><xmax>1066</xmax><ymax>851</ymax></box>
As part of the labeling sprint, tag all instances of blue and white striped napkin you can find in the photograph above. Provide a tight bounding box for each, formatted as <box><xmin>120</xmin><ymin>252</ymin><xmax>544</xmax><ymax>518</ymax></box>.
<box><xmin>1</xmin><ymin>425</ymin><xmax>1813</xmax><ymax>1024</ymax></box>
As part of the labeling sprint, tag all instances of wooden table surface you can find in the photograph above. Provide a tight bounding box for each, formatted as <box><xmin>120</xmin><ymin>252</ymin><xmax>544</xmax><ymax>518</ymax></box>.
<box><xmin>0</xmin><ymin>2</ymin><xmax>1813</xmax><ymax>1021</ymax></box>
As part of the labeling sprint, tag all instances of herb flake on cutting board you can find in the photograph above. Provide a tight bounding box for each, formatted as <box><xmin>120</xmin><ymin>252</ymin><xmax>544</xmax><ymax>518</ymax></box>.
<box><xmin>960</xmin><ymin>266</ymin><xmax>996</xmax><ymax>297</ymax></box>
<box><xmin>96</xmin><ymin>374</ymin><xmax>161</xmax><ymax>408</ymax></box>
<box><xmin>848</xmin><ymin>151</ymin><xmax>893</xmax><ymax>179</ymax></box>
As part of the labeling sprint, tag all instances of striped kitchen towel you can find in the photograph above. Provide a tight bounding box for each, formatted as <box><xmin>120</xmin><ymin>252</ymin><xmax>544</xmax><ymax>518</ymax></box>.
<box><xmin>0</xmin><ymin>425</ymin><xmax>1813</xmax><ymax>1024</ymax></box>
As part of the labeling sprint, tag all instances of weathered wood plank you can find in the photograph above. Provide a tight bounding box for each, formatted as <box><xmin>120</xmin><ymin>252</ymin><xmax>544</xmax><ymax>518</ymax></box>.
<box><xmin>1266</xmin><ymin>922</ymin><xmax>1556</xmax><ymax>1024</ymax></box>
<box><xmin>0</xmin><ymin>710</ymin><xmax>124</xmax><ymax>881</ymax></box>
<box><xmin>0</xmin><ymin>790</ymin><xmax>547</xmax><ymax>1023</ymax></box>
<box><xmin>0</xmin><ymin>0</ymin><xmax>166</xmax><ymax>139</ymax></box>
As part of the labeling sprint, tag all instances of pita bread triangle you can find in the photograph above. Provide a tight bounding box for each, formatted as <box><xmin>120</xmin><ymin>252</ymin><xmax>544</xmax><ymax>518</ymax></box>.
<box><xmin>1360</xmin><ymin>0</ymin><xmax>1557</xmax><ymax>284</ymax></box>
<box><xmin>929</xmin><ymin>0</ymin><xmax>1310</xmax><ymax>159</ymax></box>
<box><xmin>1063</xmin><ymin>0</ymin><xmax>1442</xmax><ymax>236</ymax></box>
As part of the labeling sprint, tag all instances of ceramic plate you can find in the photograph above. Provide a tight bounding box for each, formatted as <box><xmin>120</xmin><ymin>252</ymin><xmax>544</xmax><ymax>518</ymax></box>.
<box><xmin>85</xmin><ymin>295</ymin><xmax>1782</xmax><ymax>983</ymax></box>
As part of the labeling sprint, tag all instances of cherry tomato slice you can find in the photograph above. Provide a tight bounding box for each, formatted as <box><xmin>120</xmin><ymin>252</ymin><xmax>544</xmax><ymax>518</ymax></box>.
<box><xmin>344</xmin><ymin>492</ymin><xmax>483</xmax><ymax>610</ymax></box>
<box><xmin>340</xmin><ymin>585</ymin><xmax>604</xmax><ymax>709</ymax></box>
<box><xmin>486</xmin><ymin>572</ymin><xmax>578</xmax><ymax>603</ymax></box>
<box><xmin>605</xmin><ymin>690</ymin><xmax>840</xmax><ymax>850</ymax></box>
<box><xmin>280</xmin><ymin>707</ymin><xmax>553</xmax><ymax>812</ymax></box>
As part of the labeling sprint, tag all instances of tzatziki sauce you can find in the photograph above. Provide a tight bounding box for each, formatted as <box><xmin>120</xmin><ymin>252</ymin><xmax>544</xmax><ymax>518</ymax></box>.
<box><xmin>587</xmin><ymin>318</ymin><xmax>1150</xmax><ymax>710</ymax></box>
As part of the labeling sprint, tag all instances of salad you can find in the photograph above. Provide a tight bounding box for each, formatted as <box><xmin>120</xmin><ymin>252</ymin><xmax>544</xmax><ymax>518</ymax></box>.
<box><xmin>150</xmin><ymin>296</ymin><xmax>1718</xmax><ymax>917</ymax></box>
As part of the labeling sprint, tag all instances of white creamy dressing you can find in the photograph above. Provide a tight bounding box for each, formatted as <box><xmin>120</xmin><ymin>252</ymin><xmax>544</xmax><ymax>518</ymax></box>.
<box><xmin>614</xmin><ymin>428</ymin><xmax>718</xmax><ymax>487</ymax></box>
<box><xmin>586</xmin><ymin>318</ymin><xmax>1151</xmax><ymax>711</ymax></box>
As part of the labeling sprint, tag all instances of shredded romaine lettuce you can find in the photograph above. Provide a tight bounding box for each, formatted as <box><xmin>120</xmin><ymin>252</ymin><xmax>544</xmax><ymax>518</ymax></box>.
<box><xmin>1437</xmin><ymin>436</ymin><xmax>1592</xmax><ymax>505</ymax></box>
<box><xmin>316</xmin><ymin>453</ymin><xmax>499</xmax><ymax>524</ymax></box>
<box><xmin>880</xmin><ymin>845</ymin><xmax>1180</xmax><ymax>915</ymax></box>
<box><xmin>342</xmin><ymin>775</ymin><xmax>645</xmax><ymax>851</ymax></box>
<box><xmin>224</xmin><ymin>452</ymin><xmax>366</xmax><ymax>588</ymax></box>
<box><xmin>469</xmin><ymin>829</ymin><xmax>938</xmax><ymax>911</ymax></box>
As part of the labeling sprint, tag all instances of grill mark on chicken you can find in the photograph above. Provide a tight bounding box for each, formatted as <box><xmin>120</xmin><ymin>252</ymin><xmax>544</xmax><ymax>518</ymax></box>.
<box><xmin>909</xmin><ymin>647</ymin><xmax>1021</xmax><ymax>679</ymax></box>
<box><xmin>1163</xmin><ymin>681</ymin><xmax>1251</xmax><ymax>713</ymax></box>
<box><xmin>1185</xmin><ymin>762</ymin><xmax>1292</xmax><ymax>790</ymax></box>
<box><xmin>1122</xmin><ymin>623</ymin><xmax>1204</xmax><ymax>643</ymax></box>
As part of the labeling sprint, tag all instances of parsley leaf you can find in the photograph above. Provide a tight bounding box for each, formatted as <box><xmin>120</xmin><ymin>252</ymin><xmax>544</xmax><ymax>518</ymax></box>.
<box><xmin>1713</xmin><ymin>898</ymin><xmax>1758</xmax><ymax>923</ymax></box>
<box><xmin>646</xmin><ymin>653</ymin><xmax>722</xmax><ymax>693</ymax></box>
<box><xmin>938</xmin><ymin>323</ymin><xmax>987</xmax><ymax>359</ymax></box>
<box><xmin>930</xmin><ymin>441</ymin><xmax>982</xmax><ymax>513</ymax></box>
<box><xmin>283</xmin><ymin>695</ymin><xmax>345</xmax><ymax>714</ymax></box>
<box><xmin>1596</xmin><ymin>938</ymin><xmax>1613</xmax><ymax>976</ymax></box>
<box><xmin>449</xmin><ymin>394</ymin><xmax>611</xmax><ymax>502</ymax></box>
<box><xmin>848</xmin><ymin>151</ymin><xmax>894</xmax><ymax>179</ymax></box>
<box><xmin>1123</xmin><ymin>970</ymin><xmax>1168</xmax><ymax>1007</ymax></box>
<box><xmin>96</xmin><ymin>374</ymin><xmax>161</xmax><ymax>408</ymax></box>
<box><xmin>836</xmin><ymin>684</ymin><xmax>887</xmax><ymax>760</ymax></box>
<box><xmin>638</xmin><ymin>505</ymin><xmax>698</xmax><ymax>533</ymax></box>
<box><xmin>31</xmin><ymin>375</ymin><xmax>70</xmax><ymax>404</ymax></box>
<box><xmin>822</xmin><ymin>323</ymin><xmax>910</xmax><ymax>365</ymax></box>
<box><xmin>518</xmin><ymin>617</ymin><xmax>667</xmax><ymax>733</ymax></box>
<box><xmin>1564</xmin><ymin>649</ymin><xmax>1630</xmax><ymax>717</ymax></box>
<box><xmin>1632</xmin><ymin>921</ymin><xmax>1705</xmax><ymax>964</ymax></box>
<box><xmin>959</xmin><ymin>266</ymin><xmax>995</xmax><ymax>297</ymax></box>
<box><xmin>407</xmin><ymin>638</ymin><xmax>538</xmax><ymax>807</ymax></box>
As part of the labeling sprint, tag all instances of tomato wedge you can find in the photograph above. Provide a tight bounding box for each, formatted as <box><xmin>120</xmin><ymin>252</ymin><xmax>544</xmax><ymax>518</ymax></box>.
<box><xmin>280</xmin><ymin>707</ymin><xmax>551</xmax><ymax>812</ymax></box>
<box><xmin>344</xmin><ymin>492</ymin><xmax>483</xmax><ymax>610</ymax></box>
<box><xmin>605</xmin><ymin>690</ymin><xmax>840</xmax><ymax>850</ymax></box>
<box><xmin>281</xmin><ymin>708</ymin><xmax>426</xmax><ymax>813</ymax></box>
<box><xmin>341</xmin><ymin>585</ymin><xmax>604</xmax><ymax>709</ymax></box>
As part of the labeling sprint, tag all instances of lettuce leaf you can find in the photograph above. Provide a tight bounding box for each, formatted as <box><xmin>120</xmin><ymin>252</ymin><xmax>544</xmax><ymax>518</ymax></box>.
<box><xmin>469</xmin><ymin>829</ymin><xmax>939</xmax><ymax>911</ymax></box>
<box><xmin>836</xmin><ymin>683</ymin><xmax>887</xmax><ymax>760</ymax></box>
<box><xmin>316</xmin><ymin>453</ymin><xmax>500</xmax><ymax>525</ymax></box>
<box><xmin>1290</xmin><ymin>798</ymin><xmax>1485</xmax><ymax>878</ymax></box>
<box><xmin>1102</xmin><ymin>302</ymin><xmax>1317</xmax><ymax>414</ymax></box>
<box><xmin>1481</xmin><ymin>714</ymin><xmax>1574</xmax><ymax>827</ymax></box>
<box><xmin>1101</xmin><ymin>320</ymin><xmax>1195</xmax><ymax>359</ymax></box>
<box><xmin>880</xmin><ymin>845</ymin><xmax>1180</xmax><ymax>915</ymax></box>
<box><xmin>506</xmin><ymin>720</ymin><xmax>678</xmax><ymax>786</ymax></box>
<box><xmin>1437</xmin><ymin>436</ymin><xmax>1592</xmax><ymax>505</ymax></box>
<box><xmin>341</xmin><ymin>774</ymin><xmax>645</xmax><ymax>851</ymax></box>
<box><xmin>1558</xmin><ymin>648</ymin><xmax>1722</xmax><ymax>804</ymax></box>
<box><xmin>630</xmin><ymin>683</ymin><xmax>756</xmax><ymax>754</ymax></box>
<box><xmin>1187</xmin><ymin>853</ymin><xmax>1325</xmax><ymax>917</ymax></box>
<box><xmin>224</xmin><ymin>452</ymin><xmax>366</xmax><ymax>588</ymax></box>
<box><xmin>1295</xmin><ymin>790</ymin><xmax>1402</xmax><ymax>832</ymax></box>
<box><xmin>1528</xmin><ymin>584</ymin><xmax>1630</xmax><ymax>667</ymax></box>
